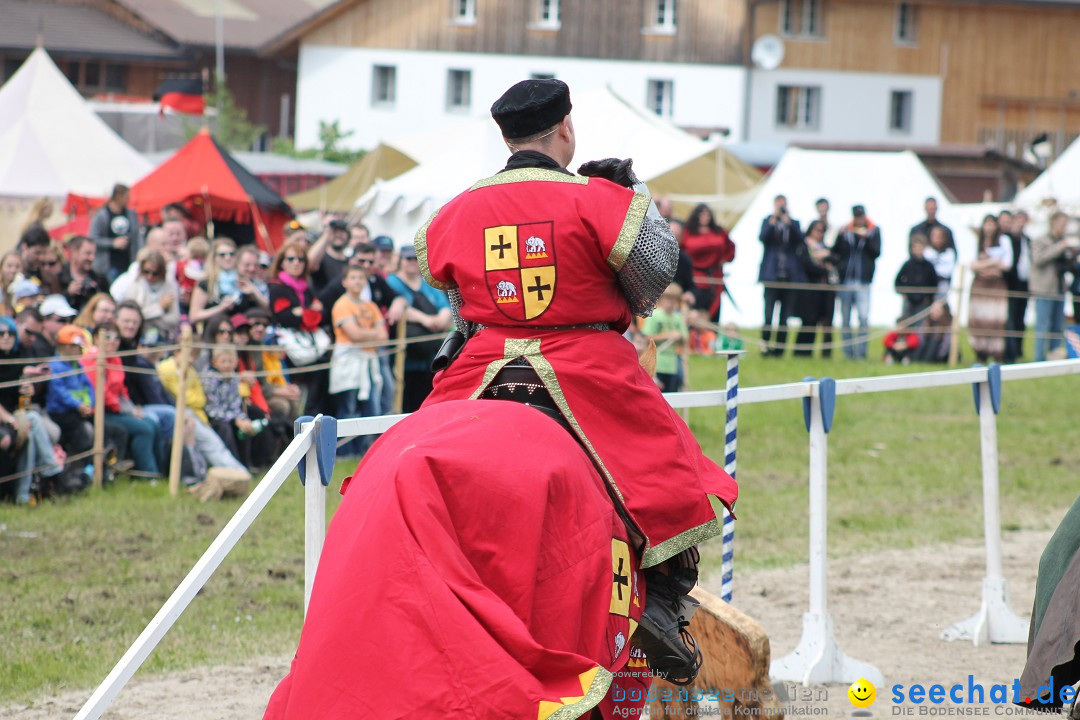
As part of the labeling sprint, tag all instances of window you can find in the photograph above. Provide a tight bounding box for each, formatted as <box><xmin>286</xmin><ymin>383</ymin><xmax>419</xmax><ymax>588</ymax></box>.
<box><xmin>890</xmin><ymin>90</ymin><xmax>913</xmax><ymax>133</ymax></box>
<box><xmin>779</xmin><ymin>0</ymin><xmax>825</xmax><ymax>38</ymax></box>
<box><xmin>372</xmin><ymin>65</ymin><xmax>396</xmax><ymax>106</ymax></box>
<box><xmin>647</xmin><ymin>79</ymin><xmax>674</xmax><ymax>118</ymax></box>
<box><xmin>447</xmin><ymin>69</ymin><xmax>472</xmax><ymax>111</ymax></box>
<box><xmin>895</xmin><ymin>2</ymin><xmax>917</xmax><ymax>44</ymax></box>
<box><xmin>62</xmin><ymin>60</ymin><xmax>128</xmax><ymax>95</ymax></box>
<box><xmin>535</xmin><ymin>0</ymin><xmax>560</xmax><ymax>27</ymax></box>
<box><xmin>776</xmin><ymin>85</ymin><xmax>820</xmax><ymax>129</ymax></box>
<box><xmin>644</xmin><ymin>0</ymin><xmax>676</xmax><ymax>33</ymax></box>
<box><xmin>451</xmin><ymin>0</ymin><xmax>476</xmax><ymax>24</ymax></box>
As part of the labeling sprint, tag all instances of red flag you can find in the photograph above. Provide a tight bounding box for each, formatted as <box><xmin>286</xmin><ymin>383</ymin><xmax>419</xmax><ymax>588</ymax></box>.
<box><xmin>153</xmin><ymin>78</ymin><xmax>204</xmax><ymax>116</ymax></box>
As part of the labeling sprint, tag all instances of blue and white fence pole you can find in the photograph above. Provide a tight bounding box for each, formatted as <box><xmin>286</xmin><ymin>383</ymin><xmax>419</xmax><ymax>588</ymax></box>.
<box><xmin>719</xmin><ymin>351</ymin><xmax>742</xmax><ymax>603</ymax></box>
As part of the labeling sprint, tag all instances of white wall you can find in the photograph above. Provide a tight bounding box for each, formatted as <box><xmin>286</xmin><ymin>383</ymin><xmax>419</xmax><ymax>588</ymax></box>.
<box><xmin>748</xmin><ymin>68</ymin><xmax>942</xmax><ymax>146</ymax></box>
<box><xmin>295</xmin><ymin>45</ymin><xmax>746</xmax><ymax>151</ymax></box>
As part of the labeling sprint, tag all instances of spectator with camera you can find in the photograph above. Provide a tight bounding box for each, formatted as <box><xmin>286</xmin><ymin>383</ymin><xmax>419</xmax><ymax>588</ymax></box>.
<box><xmin>308</xmin><ymin>218</ymin><xmax>352</xmax><ymax>292</ymax></box>
<box><xmin>1030</xmin><ymin>211</ymin><xmax>1080</xmax><ymax>361</ymax></box>
<box><xmin>60</xmin><ymin>236</ymin><xmax>108</xmax><ymax>312</ymax></box>
<box><xmin>758</xmin><ymin>194</ymin><xmax>806</xmax><ymax>357</ymax></box>
<box><xmin>833</xmin><ymin>204</ymin><xmax>882</xmax><ymax>360</ymax></box>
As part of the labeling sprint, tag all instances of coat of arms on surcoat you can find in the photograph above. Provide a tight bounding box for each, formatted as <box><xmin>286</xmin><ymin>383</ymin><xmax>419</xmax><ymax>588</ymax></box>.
<box><xmin>483</xmin><ymin>221</ymin><xmax>556</xmax><ymax>321</ymax></box>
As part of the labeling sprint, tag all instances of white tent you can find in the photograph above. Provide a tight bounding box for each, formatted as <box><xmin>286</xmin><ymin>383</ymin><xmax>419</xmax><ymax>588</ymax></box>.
<box><xmin>357</xmin><ymin>86</ymin><xmax>758</xmax><ymax>245</ymax></box>
<box><xmin>0</xmin><ymin>48</ymin><xmax>152</xmax><ymax>244</ymax></box>
<box><xmin>725</xmin><ymin>147</ymin><xmax>978</xmax><ymax>329</ymax></box>
<box><xmin>1015</xmin><ymin>137</ymin><xmax>1080</xmax><ymax>213</ymax></box>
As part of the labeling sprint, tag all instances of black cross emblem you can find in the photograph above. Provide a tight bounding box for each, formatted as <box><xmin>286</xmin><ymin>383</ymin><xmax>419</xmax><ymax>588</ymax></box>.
<box><xmin>490</xmin><ymin>234</ymin><xmax>512</xmax><ymax>260</ymax></box>
<box><xmin>527</xmin><ymin>275</ymin><xmax>552</xmax><ymax>301</ymax></box>
<box><xmin>613</xmin><ymin>557</ymin><xmax>629</xmax><ymax>601</ymax></box>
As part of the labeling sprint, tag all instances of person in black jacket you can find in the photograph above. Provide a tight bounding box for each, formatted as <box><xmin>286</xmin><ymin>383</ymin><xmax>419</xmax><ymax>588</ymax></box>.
<box><xmin>895</xmin><ymin>234</ymin><xmax>939</xmax><ymax>324</ymax></box>
<box><xmin>793</xmin><ymin>220</ymin><xmax>837</xmax><ymax>357</ymax></box>
<box><xmin>757</xmin><ymin>194</ymin><xmax>806</xmax><ymax>357</ymax></box>
<box><xmin>832</xmin><ymin>205</ymin><xmax>882</xmax><ymax>360</ymax></box>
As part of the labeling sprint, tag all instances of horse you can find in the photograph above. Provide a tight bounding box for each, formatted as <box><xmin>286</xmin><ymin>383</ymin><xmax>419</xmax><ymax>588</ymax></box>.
<box><xmin>265</xmin><ymin>347</ymin><xmax>773</xmax><ymax>719</ymax></box>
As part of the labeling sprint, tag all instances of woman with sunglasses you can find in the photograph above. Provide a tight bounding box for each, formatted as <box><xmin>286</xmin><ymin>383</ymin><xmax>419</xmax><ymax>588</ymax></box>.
<box><xmin>117</xmin><ymin>249</ymin><xmax>180</xmax><ymax>343</ymax></box>
<box><xmin>189</xmin><ymin>238</ymin><xmax>267</xmax><ymax>327</ymax></box>
<box><xmin>36</xmin><ymin>243</ymin><xmax>66</xmax><ymax>295</ymax></box>
<box><xmin>268</xmin><ymin>241</ymin><xmax>330</xmax><ymax>414</ymax></box>
<box><xmin>80</xmin><ymin>321</ymin><xmax>162</xmax><ymax>476</ymax></box>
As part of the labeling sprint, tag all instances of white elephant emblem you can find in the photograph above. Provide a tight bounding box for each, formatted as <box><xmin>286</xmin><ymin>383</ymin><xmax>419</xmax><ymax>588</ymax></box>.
<box><xmin>525</xmin><ymin>236</ymin><xmax>547</xmax><ymax>254</ymax></box>
<box><xmin>496</xmin><ymin>280</ymin><xmax>517</xmax><ymax>297</ymax></box>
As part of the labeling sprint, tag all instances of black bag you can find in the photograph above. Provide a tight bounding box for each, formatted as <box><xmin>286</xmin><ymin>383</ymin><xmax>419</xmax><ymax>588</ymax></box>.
<box><xmin>403</xmin><ymin>289</ymin><xmax>445</xmax><ymax>362</ymax></box>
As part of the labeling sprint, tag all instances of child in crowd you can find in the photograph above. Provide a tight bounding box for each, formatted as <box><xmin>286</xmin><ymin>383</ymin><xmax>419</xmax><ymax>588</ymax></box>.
<box><xmin>883</xmin><ymin>318</ymin><xmax>921</xmax><ymax>365</ymax></box>
<box><xmin>641</xmin><ymin>283</ymin><xmax>689</xmax><ymax>393</ymax></box>
<box><xmin>894</xmin><ymin>234</ymin><xmax>939</xmax><ymax>323</ymax></box>
<box><xmin>45</xmin><ymin>325</ymin><xmax>95</xmax><ymax>489</ymax></box>
<box><xmin>202</xmin><ymin>347</ymin><xmax>268</xmax><ymax>471</ymax></box>
<box><xmin>329</xmin><ymin>264</ymin><xmax>387</xmax><ymax>455</ymax></box>
<box><xmin>176</xmin><ymin>236</ymin><xmax>209</xmax><ymax>313</ymax></box>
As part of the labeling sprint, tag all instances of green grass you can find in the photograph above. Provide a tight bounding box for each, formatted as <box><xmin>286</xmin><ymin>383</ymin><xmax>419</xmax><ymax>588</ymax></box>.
<box><xmin>1</xmin><ymin>347</ymin><xmax>1077</xmax><ymax>703</ymax></box>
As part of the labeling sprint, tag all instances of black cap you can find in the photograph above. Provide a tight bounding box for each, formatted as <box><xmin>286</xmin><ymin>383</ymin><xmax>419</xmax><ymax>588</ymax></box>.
<box><xmin>852</xmin><ymin>205</ymin><xmax>866</xmax><ymax>217</ymax></box>
<box><xmin>491</xmin><ymin>79</ymin><xmax>572</xmax><ymax>140</ymax></box>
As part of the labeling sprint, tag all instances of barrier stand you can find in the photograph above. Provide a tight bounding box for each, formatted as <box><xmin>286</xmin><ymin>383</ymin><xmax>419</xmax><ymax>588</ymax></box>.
<box><xmin>717</xmin><ymin>350</ymin><xmax>742</xmax><ymax>603</ymax></box>
<box><xmin>941</xmin><ymin>364</ymin><xmax>1027</xmax><ymax>645</ymax></box>
<box><xmin>771</xmin><ymin>378</ymin><xmax>884</xmax><ymax>687</ymax></box>
<box><xmin>295</xmin><ymin>414</ymin><xmax>336</xmax><ymax>615</ymax></box>
<box><xmin>92</xmin><ymin>333</ymin><xmax>106</xmax><ymax>488</ymax></box>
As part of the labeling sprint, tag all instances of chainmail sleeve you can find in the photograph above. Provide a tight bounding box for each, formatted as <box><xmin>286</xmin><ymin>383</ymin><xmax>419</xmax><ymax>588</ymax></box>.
<box><xmin>447</xmin><ymin>285</ymin><xmax>475</xmax><ymax>337</ymax></box>
<box><xmin>617</xmin><ymin>214</ymin><xmax>679</xmax><ymax>317</ymax></box>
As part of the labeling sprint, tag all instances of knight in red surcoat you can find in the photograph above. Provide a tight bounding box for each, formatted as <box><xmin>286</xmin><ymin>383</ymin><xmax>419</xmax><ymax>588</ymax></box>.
<box><xmin>416</xmin><ymin>79</ymin><xmax>738</xmax><ymax>685</ymax></box>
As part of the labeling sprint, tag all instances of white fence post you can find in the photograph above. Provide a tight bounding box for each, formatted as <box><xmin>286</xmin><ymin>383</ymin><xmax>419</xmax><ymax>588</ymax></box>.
<box><xmin>296</xmin><ymin>415</ymin><xmax>336</xmax><ymax>616</ymax></box>
<box><xmin>771</xmin><ymin>378</ymin><xmax>884</xmax><ymax>687</ymax></box>
<box><xmin>73</xmin><ymin>425</ymin><xmax>316</xmax><ymax>720</ymax></box>
<box><xmin>941</xmin><ymin>364</ymin><xmax>1027</xmax><ymax>645</ymax></box>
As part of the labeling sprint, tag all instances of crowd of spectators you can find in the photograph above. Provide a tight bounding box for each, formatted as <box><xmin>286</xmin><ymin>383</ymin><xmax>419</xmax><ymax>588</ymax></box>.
<box><xmin>0</xmin><ymin>184</ymin><xmax>450</xmax><ymax>506</ymax></box>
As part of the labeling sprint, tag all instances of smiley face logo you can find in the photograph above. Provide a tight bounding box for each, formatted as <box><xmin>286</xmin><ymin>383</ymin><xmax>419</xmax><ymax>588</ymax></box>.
<box><xmin>848</xmin><ymin>678</ymin><xmax>876</xmax><ymax>708</ymax></box>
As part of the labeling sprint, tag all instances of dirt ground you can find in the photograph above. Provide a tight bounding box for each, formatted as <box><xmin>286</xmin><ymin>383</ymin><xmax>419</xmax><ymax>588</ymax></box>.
<box><xmin>2</xmin><ymin>529</ymin><xmax>1059</xmax><ymax>719</ymax></box>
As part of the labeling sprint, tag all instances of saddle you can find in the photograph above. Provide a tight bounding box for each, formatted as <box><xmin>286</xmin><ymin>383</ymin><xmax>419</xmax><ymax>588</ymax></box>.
<box><xmin>478</xmin><ymin>363</ymin><xmax>572</xmax><ymax>434</ymax></box>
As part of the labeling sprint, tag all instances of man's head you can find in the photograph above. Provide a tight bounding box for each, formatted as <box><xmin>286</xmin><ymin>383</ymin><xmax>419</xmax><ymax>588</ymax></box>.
<box><xmin>144</xmin><ymin>226</ymin><xmax>167</xmax><ymax>255</ymax></box>
<box><xmin>997</xmin><ymin>210</ymin><xmax>1014</xmax><ymax>234</ymax></box>
<box><xmin>162</xmin><ymin>220</ymin><xmax>187</xmax><ymax>260</ymax></box>
<box><xmin>18</xmin><ymin>225</ymin><xmax>50</xmax><ymax>273</ymax></box>
<box><xmin>327</xmin><ymin>219</ymin><xmax>350</xmax><ymax>251</ymax></box>
<box><xmin>852</xmin><ymin>205</ymin><xmax>867</xmax><ymax>227</ymax></box>
<box><xmin>69</xmin><ymin>236</ymin><xmax>96</xmax><ymax>274</ymax></box>
<box><xmin>116</xmin><ymin>300</ymin><xmax>144</xmax><ymax>343</ymax></box>
<box><xmin>1014</xmin><ymin>210</ymin><xmax>1028</xmax><ymax>231</ymax></box>
<box><xmin>109</xmin><ymin>184</ymin><xmax>130</xmax><ymax>210</ymax></box>
<box><xmin>350</xmin><ymin>242</ymin><xmax>376</xmax><ymax>276</ymax></box>
<box><xmin>773</xmin><ymin>195</ymin><xmax>787</xmax><ymax>214</ymax></box>
<box><xmin>924</xmin><ymin>197</ymin><xmax>938</xmax><ymax>220</ymax></box>
<box><xmin>285</xmin><ymin>220</ymin><xmax>308</xmax><ymax>244</ymax></box>
<box><xmin>372</xmin><ymin>235</ymin><xmax>395</xmax><ymax>274</ymax></box>
<box><xmin>350</xmin><ymin>223</ymin><xmax>371</xmax><ymax>247</ymax></box>
<box><xmin>15</xmin><ymin>307</ymin><xmax>42</xmax><ymax>338</ymax></box>
<box><xmin>815</xmin><ymin>198</ymin><xmax>830</xmax><ymax>217</ymax></box>
<box><xmin>492</xmin><ymin>78</ymin><xmax>575</xmax><ymax>167</ymax></box>
<box><xmin>1050</xmin><ymin>210</ymin><xmax>1069</xmax><ymax>237</ymax></box>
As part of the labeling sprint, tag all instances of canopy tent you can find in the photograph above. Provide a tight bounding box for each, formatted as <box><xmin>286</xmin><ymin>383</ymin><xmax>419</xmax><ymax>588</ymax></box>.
<box><xmin>1016</xmin><ymin>136</ymin><xmax>1080</xmax><ymax>213</ymax></box>
<box><xmin>129</xmin><ymin>128</ymin><xmax>293</xmax><ymax>250</ymax></box>
<box><xmin>725</xmin><ymin>148</ymin><xmax>976</xmax><ymax>330</ymax></box>
<box><xmin>356</xmin><ymin>86</ymin><xmax>762</xmax><ymax>246</ymax></box>
<box><xmin>0</xmin><ymin>47</ymin><xmax>151</xmax><ymax>247</ymax></box>
<box><xmin>287</xmin><ymin>144</ymin><xmax>418</xmax><ymax>212</ymax></box>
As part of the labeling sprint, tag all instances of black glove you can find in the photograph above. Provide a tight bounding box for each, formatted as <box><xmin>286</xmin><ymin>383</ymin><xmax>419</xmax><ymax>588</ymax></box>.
<box><xmin>577</xmin><ymin>158</ymin><xmax>640</xmax><ymax>189</ymax></box>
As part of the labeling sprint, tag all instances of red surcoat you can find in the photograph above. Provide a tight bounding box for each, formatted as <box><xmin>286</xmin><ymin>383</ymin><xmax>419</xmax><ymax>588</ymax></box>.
<box><xmin>418</xmin><ymin>166</ymin><xmax>737</xmax><ymax>568</ymax></box>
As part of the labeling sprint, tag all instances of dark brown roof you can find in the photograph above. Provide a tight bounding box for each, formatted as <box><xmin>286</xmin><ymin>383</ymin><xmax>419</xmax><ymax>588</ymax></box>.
<box><xmin>114</xmin><ymin>0</ymin><xmax>333</xmax><ymax>52</ymax></box>
<box><xmin>0</xmin><ymin>0</ymin><xmax>180</xmax><ymax>60</ymax></box>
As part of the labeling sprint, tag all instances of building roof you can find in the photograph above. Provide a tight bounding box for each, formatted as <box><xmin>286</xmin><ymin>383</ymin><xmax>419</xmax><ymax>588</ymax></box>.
<box><xmin>114</xmin><ymin>0</ymin><xmax>334</xmax><ymax>52</ymax></box>
<box><xmin>0</xmin><ymin>0</ymin><xmax>180</xmax><ymax>60</ymax></box>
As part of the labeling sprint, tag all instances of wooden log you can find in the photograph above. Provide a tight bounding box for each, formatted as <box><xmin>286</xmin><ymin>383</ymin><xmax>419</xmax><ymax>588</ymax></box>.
<box><xmin>648</xmin><ymin>587</ymin><xmax>782</xmax><ymax>719</ymax></box>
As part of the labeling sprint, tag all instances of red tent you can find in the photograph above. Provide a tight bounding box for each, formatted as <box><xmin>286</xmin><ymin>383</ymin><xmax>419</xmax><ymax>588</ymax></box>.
<box><xmin>129</xmin><ymin>128</ymin><xmax>293</xmax><ymax>251</ymax></box>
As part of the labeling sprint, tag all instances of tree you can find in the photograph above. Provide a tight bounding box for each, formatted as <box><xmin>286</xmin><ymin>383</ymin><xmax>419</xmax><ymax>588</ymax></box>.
<box><xmin>184</xmin><ymin>73</ymin><xmax>266</xmax><ymax>151</ymax></box>
<box><xmin>271</xmin><ymin>120</ymin><xmax>366</xmax><ymax>165</ymax></box>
